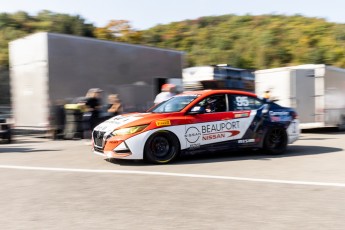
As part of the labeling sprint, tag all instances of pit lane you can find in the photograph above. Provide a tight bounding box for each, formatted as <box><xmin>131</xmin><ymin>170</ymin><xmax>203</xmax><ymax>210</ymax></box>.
<box><xmin>1</xmin><ymin>131</ymin><xmax>345</xmax><ymax>229</ymax></box>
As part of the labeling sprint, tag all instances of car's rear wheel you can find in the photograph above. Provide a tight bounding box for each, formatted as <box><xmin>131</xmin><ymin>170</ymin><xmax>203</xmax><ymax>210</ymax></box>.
<box><xmin>263</xmin><ymin>127</ymin><xmax>287</xmax><ymax>155</ymax></box>
<box><xmin>144</xmin><ymin>131</ymin><xmax>180</xmax><ymax>164</ymax></box>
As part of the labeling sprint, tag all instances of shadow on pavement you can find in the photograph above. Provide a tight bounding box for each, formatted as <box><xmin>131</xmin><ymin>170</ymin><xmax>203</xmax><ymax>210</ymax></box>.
<box><xmin>0</xmin><ymin>135</ymin><xmax>50</xmax><ymax>145</ymax></box>
<box><xmin>302</xmin><ymin>127</ymin><xmax>345</xmax><ymax>134</ymax></box>
<box><xmin>106</xmin><ymin>144</ymin><xmax>342</xmax><ymax>166</ymax></box>
<box><xmin>298</xmin><ymin>137</ymin><xmax>336</xmax><ymax>141</ymax></box>
<box><xmin>176</xmin><ymin>145</ymin><xmax>342</xmax><ymax>165</ymax></box>
<box><xmin>0</xmin><ymin>147</ymin><xmax>61</xmax><ymax>153</ymax></box>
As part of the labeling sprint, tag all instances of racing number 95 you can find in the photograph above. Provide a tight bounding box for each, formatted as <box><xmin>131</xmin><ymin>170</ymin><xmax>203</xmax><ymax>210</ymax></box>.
<box><xmin>236</xmin><ymin>96</ymin><xmax>249</xmax><ymax>107</ymax></box>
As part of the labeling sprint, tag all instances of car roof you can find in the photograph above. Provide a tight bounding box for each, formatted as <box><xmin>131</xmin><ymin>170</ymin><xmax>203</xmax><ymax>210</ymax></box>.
<box><xmin>179</xmin><ymin>89</ymin><xmax>257</xmax><ymax>98</ymax></box>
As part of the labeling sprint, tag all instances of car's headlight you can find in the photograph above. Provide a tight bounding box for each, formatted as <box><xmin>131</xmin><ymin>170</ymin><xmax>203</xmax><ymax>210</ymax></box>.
<box><xmin>112</xmin><ymin>125</ymin><xmax>148</xmax><ymax>136</ymax></box>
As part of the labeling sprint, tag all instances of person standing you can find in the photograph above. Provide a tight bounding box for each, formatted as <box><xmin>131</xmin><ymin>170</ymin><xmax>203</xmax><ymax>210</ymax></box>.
<box><xmin>154</xmin><ymin>83</ymin><xmax>176</xmax><ymax>105</ymax></box>
<box><xmin>263</xmin><ymin>90</ymin><xmax>271</xmax><ymax>100</ymax></box>
<box><xmin>83</xmin><ymin>88</ymin><xmax>103</xmax><ymax>137</ymax></box>
<box><xmin>105</xmin><ymin>94</ymin><xmax>123</xmax><ymax>118</ymax></box>
<box><xmin>49</xmin><ymin>99</ymin><xmax>66</xmax><ymax>139</ymax></box>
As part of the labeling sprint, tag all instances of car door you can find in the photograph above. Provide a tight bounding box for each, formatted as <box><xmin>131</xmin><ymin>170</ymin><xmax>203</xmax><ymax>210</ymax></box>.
<box><xmin>228</xmin><ymin>94</ymin><xmax>265</xmax><ymax>145</ymax></box>
<box><xmin>184</xmin><ymin>94</ymin><xmax>239</xmax><ymax>149</ymax></box>
<box><xmin>184</xmin><ymin>93</ymin><xmax>263</xmax><ymax>149</ymax></box>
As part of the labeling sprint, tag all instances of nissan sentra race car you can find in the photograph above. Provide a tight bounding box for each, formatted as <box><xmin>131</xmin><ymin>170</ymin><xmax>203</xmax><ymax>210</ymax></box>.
<box><xmin>92</xmin><ymin>90</ymin><xmax>300</xmax><ymax>164</ymax></box>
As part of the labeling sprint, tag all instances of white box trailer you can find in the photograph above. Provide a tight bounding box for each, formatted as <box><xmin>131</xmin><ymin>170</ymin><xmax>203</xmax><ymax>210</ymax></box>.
<box><xmin>255</xmin><ymin>64</ymin><xmax>345</xmax><ymax>129</ymax></box>
<box><xmin>9</xmin><ymin>32</ymin><xmax>184</xmax><ymax>130</ymax></box>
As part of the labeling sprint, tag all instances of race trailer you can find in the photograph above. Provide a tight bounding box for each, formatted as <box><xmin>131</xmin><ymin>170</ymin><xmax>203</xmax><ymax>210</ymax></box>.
<box><xmin>255</xmin><ymin>64</ymin><xmax>345</xmax><ymax>130</ymax></box>
<box><xmin>9</xmin><ymin>32</ymin><xmax>184</xmax><ymax>131</ymax></box>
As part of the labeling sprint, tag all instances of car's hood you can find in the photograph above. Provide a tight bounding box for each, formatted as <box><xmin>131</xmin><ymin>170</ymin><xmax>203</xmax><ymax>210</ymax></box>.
<box><xmin>94</xmin><ymin>112</ymin><xmax>170</xmax><ymax>134</ymax></box>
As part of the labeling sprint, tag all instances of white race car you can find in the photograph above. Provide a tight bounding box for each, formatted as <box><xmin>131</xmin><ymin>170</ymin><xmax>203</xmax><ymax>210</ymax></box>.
<box><xmin>92</xmin><ymin>89</ymin><xmax>299</xmax><ymax>164</ymax></box>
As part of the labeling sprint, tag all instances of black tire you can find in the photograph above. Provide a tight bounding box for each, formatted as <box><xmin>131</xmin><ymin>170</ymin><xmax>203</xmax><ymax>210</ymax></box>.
<box><xmin>144</xmin><ymin>131</ymin><xmax>180</xmax><ymax>164</ymax></box>
<box><xmin>263</xmin><ymin>127</ymin><xmax>288</xmax><ymax>155</ymax></box>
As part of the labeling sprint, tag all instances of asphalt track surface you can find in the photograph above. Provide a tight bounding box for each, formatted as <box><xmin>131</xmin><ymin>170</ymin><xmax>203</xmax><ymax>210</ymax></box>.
<box><xmin>1</xmin><ymin>130</ymin><xmax>345</xmax><ymax>230</ymax></box>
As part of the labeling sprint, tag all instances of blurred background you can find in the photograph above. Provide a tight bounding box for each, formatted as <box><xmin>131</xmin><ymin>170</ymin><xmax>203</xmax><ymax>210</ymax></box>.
<box><xmin>1</xmin><ymin>0</ymin><xmax>345</xmax><ymax>139</ymax></box>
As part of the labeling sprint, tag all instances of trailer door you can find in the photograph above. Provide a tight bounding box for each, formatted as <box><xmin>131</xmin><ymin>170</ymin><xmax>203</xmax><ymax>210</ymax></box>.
<box><xmin>292</xmin><ymin>69</ymin><xmax>315</xmax><ymax>123</ymax></box>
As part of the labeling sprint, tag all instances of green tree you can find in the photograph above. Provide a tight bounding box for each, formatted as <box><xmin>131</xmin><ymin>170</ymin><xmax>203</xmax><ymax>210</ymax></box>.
<box><xmin>0</xmin><ymin>11</ymin><xmax>96</xmax><ymax>104</ymax></box>
<box><xmin>94</xmin><ymin>20</ymin><xmax>142</xmax><ymax>43</ymax></box>
<box><xmin>140</xmin><ymin>14</ymin><xmax>345</xmax><ymax>69</ymax></box>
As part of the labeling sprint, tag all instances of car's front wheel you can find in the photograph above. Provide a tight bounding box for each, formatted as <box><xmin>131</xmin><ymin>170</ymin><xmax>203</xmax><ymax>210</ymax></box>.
<box><xmin>263</xmin><ymin>127</ymin><xmax>288</xmax><ymax>155</ymax></box>
<box><xmin>144</xmin><ymin>131</ymin><xmax>180</xmax><ymax>164</ymax></box>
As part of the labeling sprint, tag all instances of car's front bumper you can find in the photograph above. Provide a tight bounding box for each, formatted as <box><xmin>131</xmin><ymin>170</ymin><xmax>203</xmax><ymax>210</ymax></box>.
<box><xmin>93</xmin><ymin>141</ymin><xmax>132</xmax><ymax>159</ymax></box>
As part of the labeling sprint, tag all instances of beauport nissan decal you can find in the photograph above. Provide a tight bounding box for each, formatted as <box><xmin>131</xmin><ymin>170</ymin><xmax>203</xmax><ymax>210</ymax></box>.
<box><xmin>201</xmin><ymin>121</ymin><xmax>240</xmax><ymax>133</ymax></box>
<box><xmin>185</xmin><ymin>118</ymin><xmax>254</xmax><ymax>147</ymax></box>
<box><xmin>201</xmin><ymin>121</ymin><xmax>240</xmax><ymax>141</ymax></box>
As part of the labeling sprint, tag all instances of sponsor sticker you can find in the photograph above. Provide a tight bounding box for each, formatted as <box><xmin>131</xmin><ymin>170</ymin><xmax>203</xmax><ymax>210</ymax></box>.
<box><xmin>94</xmin><ymin>115</ymin><xmax>142</xmax><ymax>133</ymax></box>
<box><xmin>189</xmin><ymin>143</ymin><xmax>201</xmax><ymax>149</ymax></box>
<box><xmin>234</xmin><ymin>112</ymin><xmax>250</xmax><ymax>118</ymax></box>
<box><xmin>184</xmin><ymin>116</ymin><xmax>255</xmax><ymax>149</ymax></box>
<box><xmin>109</xmin><ymin>140</ymin><xmax>121</xmax><ymax>144</ymax></box>
<box><xmin>185</xmin><ymin>127</ymin><xmax>202</xmax><ymax>143</ymax></box>
<box><xmin>269</xmin><ymin>111</ymin><xmax>289</xmax><ymax>116</ymax></box>
<box><xmin>156</xmin><ymin>120</ymin><xmax>171</xmax><ymax>126</ymax></box>
<box><xmin>269</xmin><ymin>111</ymin><xmax>292</xmax><ymax>122</ymax></box>
<box><xmin>201</xmin><ymin>121</ymin><xmax>240</xmax><ymax>133</ymax></box>
<box><xmin>185</xmin><ymin>121</ymin><xmax>242</xmax><ymax>143</ymax></box>
<box><xmin>238</xmin><ymin>139</ymin><xmax>255</xmax><ymax>144</ymax></box>
<box><xmin>202</xmin><ymin>130</ymin><xmax>240</xmax><ymax>140</ymax></box>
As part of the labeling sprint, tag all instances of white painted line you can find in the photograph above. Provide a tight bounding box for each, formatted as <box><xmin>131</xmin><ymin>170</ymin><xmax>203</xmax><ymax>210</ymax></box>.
<box><xmin>1</xmin><ymin>164</ymin><xmax>345</xmax><ymax>188</ymax></box>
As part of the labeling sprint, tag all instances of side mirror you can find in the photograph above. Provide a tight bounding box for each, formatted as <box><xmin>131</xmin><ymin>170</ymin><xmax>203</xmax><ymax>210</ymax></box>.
<box><xmin>187</xmin><ymin>106</ymin><xmax>206</xmax><ymax>115</ymax></box>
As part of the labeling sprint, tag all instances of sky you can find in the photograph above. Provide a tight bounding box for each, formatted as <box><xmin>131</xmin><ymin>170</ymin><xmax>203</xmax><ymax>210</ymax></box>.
<box><xmin>1</xmin><ymin>0</ymin><xmax>345</xmax><ymax>30</ymax></box>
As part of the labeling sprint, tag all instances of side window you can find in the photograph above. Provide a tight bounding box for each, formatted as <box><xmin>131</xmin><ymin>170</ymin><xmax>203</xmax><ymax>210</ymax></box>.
<box><xmin>192</xmin><ymin>94</ymin><xmax>227</xmax><ymax>113</ymax></box>
<box><xmin>228</xmin><ymin>95</ymin><xmax>264</xmax><ymax>111</ymax></box>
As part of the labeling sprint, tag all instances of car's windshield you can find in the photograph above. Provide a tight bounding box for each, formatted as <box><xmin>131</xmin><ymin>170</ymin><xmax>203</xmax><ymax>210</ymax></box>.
<box><xmin>149</xmin><ymin>95</ymin><xmax>198</xmax><ymax>113</ymax></box>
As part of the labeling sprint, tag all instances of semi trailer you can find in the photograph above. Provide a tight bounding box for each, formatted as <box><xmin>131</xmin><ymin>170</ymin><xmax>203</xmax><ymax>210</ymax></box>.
<box><xmin>255</xmin><ymin>64</ymin><xmax>345</xmax><ymax>129</ymax></box>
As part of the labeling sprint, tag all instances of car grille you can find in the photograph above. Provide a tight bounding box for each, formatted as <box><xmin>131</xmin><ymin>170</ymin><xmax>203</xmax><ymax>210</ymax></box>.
<box><xmin>93</xmin><ymin>131</ymin><xmax>106</xmax><ymax>148</ymax></box>
<box><xmin>94</xmin><ymin>146</ymin><xmax>104</xmax><ymax>153</ymax></box>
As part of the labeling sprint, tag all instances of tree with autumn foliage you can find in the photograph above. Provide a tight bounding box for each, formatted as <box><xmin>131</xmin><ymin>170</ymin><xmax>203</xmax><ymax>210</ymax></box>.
<box><xmin>140</xmin><ymin>14</ymin><xmax>345</xmax><ymax>69</ymax></box>
<box><xmin>3</xmin><ymin>11</ymin><xmax>345</xmax><ymax>105</ymax></box>
<box><xmin>0</xmin><ymin>10</ymin><xmax>95</xmax><ymax>104</ymax></box>
<box><xmin>94</xmin><ymin>20</ymin><xmax>142</xmax><ymax>43</ymax></box>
